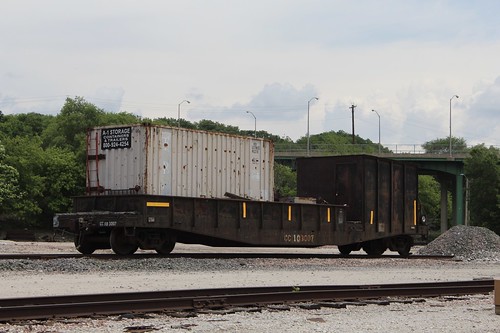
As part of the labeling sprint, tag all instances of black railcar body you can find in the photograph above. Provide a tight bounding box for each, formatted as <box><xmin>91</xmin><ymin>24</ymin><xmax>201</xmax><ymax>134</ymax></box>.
<box><xmin>296</xmin><ymin>155</ymin><xmax>426</xmax><ymax>255</ymax></box>
<box><xmin>55</xmin><ymin>195</ymin><xmax>346</xmax><ymax>255</ymax></box>
<box><xmin>54</xmin><ymin>155</ymin><xmax>427</xmax><ymax>256</ymax></box>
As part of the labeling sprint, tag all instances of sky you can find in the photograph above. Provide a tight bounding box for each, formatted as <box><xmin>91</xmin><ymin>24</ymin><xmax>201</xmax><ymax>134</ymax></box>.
<box><xmin>1</xmin><ymin>0</ymin><xmax>499</xmax><ymax>150</ymax></box>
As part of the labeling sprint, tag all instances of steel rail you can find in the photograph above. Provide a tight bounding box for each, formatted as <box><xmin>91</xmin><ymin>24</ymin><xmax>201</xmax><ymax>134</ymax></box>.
<box><xmin>0</xmin><ymin>253</ymin><xmax>455</xmax><ymax>260</ymax></box>
<box><xmin>0</xmin><ymin>280</ymin><xmax>493</xmax><ymax>321</ymax></box>
<box><xmin>0</xmin><ymin>280</ymin><xmax>492</xmax><ymax>307</ymax></box>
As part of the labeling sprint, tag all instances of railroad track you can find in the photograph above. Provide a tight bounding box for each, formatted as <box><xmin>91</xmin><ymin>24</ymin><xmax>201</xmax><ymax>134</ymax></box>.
<box><xmin>0</xmin><ymin>279</ymin><xmax>493</xmax><ymax>321</ymax></box>
<box><xmin>0</xmin><ymin>252</ymin><xmax>455</xmax><ymax>260</ymax></box>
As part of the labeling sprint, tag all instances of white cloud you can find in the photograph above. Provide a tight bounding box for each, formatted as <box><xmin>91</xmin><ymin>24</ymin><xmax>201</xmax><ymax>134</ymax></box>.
<box><xmin>0</xmin><ymin>0</ymin><xmax>499</xmax><ymax>148</ymax></box>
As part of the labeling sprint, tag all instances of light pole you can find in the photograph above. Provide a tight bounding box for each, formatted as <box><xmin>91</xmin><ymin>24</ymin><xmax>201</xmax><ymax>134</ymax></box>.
<box><xmin>449</xmin><ymin>95</ymin><xmax>459</xmax><ymax>157</ymax></box>
<box><xmin>246</xmin><ymin>111</ymin><xmax>256</xmax><ymax>138</ymax></box>
<box><xmin>177</xmin><ymin>100</ymin><xmax>190</xmax><ymax>128</ymax></box>
<box><xmin>307</xmin><ymin>97</ymin><xmax>319</xmax><ymax>156</ymax></box>
<box><xmin>372</xmin><ymin>109</ymin><xmax>381</xmax><ymax>154</ymax></box>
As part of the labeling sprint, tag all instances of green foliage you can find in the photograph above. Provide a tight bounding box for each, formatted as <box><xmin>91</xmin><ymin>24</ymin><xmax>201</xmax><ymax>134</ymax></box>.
<box><xmin>151</xmin><ymin>117</ymin><xmax>286</xmax><ymax>141</ymax></box>
<box><xmin>100</xmin><ymin>111</ymin><xmax>141</xmax><ymax>125</ymax></box>
<box><xmin>422</xmin><ymin>137</ymin><xmax>468</xmax><ymax>154</ymax></box>
<box><xmin>418</xmin><ymin>175</ymin><xmax>452</xmax><ymax>234</ymax></box>
<box><xmin>0</xmin><ymin>112</ymin><xmax>54</xmax><ymax>140</ymax></box>
<box><xmin>195</xmin><ymin>119</ymin><xmax>239</xmax><ymax>133</ymax></box>
<box><xmin>464</xmin><ymin>144</ymin><xmax>500</xmax><ymax>234</ymax></box>
<box><xmin>2</xmin><ymin>136</ymin><xmax>46</xmax><ymax>223</ymax></box>
<box><xmin>289</xmin><ymin>130</ymin><xmax>386</xmax><ymax>154</ymax></box>
<box><xmin>0</xmin><ymin>143</ymin><xmax>24</xmax><ymax>219</ymax></box>
<box><xmin>418</xmin><ymin>175</ymin><xmax>441</xmax><ymax>220</ymax></box>
<box><xmin>274</xmin><ymin>162</ymin><xmax>297</xmax><ymax>197</ymax></box>
<box><xmin>1</xmin><ymin>135</ymin><xmax>82</xmax><ymax>226</ymax></box>
<box><xmin>42</xmin><ymin>97</ymin><xmax>104</xmax><ymax>153</ymax></box>
<box><xmin>152</xmin><ymin>117</ymin><xmax>197</xmax><ymax>129</ymax></box>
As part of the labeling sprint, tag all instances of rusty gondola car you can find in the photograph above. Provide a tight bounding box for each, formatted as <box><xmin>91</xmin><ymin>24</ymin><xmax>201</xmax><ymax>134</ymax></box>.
<box><xmin>53</xmin><ymin>125</ymin><xmax>427</xmax><ymax>256</ymax></box>
<box><xmin>296</xmin><ymin>154</ymin><xmax>427</xmax><ymax>256</ymax></box>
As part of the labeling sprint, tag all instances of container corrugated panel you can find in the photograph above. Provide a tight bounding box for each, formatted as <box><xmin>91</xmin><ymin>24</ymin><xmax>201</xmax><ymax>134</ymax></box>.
<box><xmin>86</xmin><ymin>125</ymin><xmax>274</xmax><ymax>201</ymax></box>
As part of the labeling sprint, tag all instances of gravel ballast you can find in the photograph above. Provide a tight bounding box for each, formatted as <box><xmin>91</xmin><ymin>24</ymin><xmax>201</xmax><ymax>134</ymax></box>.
<box><xmin>0</xmin><ymin>229</ymin><xmax>499</xmax><ymax>332</ymax></box>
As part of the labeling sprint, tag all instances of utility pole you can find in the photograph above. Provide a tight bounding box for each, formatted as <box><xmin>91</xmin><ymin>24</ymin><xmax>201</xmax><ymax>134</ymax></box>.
<box><xmin>350</xmin><ymin>104</ymin><xmax>356</xmax><ymax>144</ymax></box>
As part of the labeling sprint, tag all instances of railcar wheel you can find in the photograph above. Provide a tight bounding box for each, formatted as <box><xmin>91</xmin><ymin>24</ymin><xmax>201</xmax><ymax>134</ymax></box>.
<box><xmin>74</xmin><ymin>235</ymin><xmax>96</xmax><ymax>255</ymax></box>
<box><xmin>110</xmin><ymin>228</ymin><xmax>138</xmax><ymax>255</ymax></box>
<box><xmin>363</xmin><ymin>240</ymin><xmax>386</xmax><ymax>256</ymax></box>
<box><xmin>156</xmin><ymin>239</ymin><xmax>176</xmax><ymax>255</ymax></box>
<box><xmin>338</xmin><ymin>244</ymin><xmax>355</xmax><ymax>256</ymax></box>
<box><xmin>393</xmin><ymin>236</ymin><xmax>413</xmax><ymax>257</ymax></box>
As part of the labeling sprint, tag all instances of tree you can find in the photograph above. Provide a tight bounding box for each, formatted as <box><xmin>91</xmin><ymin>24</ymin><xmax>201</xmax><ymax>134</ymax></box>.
<box><xmin>42</xmin><ymin>97</ymin><xmax>105</xmax><ymax>154</ymax></box>
<box><xmin>418</xmin><ymin>175</ymin><xmax>451</xmax><ymax>237</ymax></box>
<box><xmin>422</xmin><ymin>137</ymin><xmax>468</xmax><ymax>154</ymax></box>
<box><xmin>195</xmin><ymin>119</ymin><xmax>239</xmax><ymax>134</ymax></box>
<box><xmin>291</xmin><ymin>130</ymin><xmax>384</xmax><ymax>154</ymax></box>
<box><xmin>2</xmin><ymin>135</ymin><xmax>82</xmax><ymax>226</ymax></box>
<box><xmin>274</xmin><ymin>162</ymin><xmax>296</xmax><ymax>197</ymax></box>
<box><xmin>418</xmin><ymin>175</ymin><xmax>441</xmax><ymax>220</ymax></box>
<box><xmin>37</xmin><ymin>147</ymin><xmax>83</xmax><ymax>226</ymax></box>
<box><xmin>0</xmin><ymin>112</ymin><xmax>55</xmax><ymax>140</ymax></box>
<box><xmin>0</xmin><ymin>142</ymin><xmax>23</xmax><ymax>220</ymax></box>
<box><xmin>1</xmin><ymin>137</ymin><xmax>45</xmax><ymax>224</ymax></box>
<box><xmin>464</xmin><ymin>144</ymin><xmax>500</xmax><ymax>234</ymax></box>
<box><xmin>152</xmin><ymin>117</ymin><xmax>196</xmax><ymax>129</ymax></box>
<box><xmin>100</xmin><ymin>111</ymin><xmax>141</xmax><ymax>125</ymax></box>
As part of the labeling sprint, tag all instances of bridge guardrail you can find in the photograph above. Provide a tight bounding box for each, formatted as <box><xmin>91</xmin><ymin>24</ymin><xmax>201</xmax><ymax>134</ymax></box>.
<box><xmin>273</xmin><ymin>143</ymin><xmax>481</xmax><ymax>155</ymax></box>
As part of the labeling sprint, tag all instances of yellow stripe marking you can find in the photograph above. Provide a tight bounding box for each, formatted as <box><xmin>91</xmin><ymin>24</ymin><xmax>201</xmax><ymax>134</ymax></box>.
<box><xmin>288</xmin><ymin>205</ymin><xmax>292</xmax><ymax>221</ymax></box>
<box><xmin>327</xmin><ymin>208</ymin><xmax>331</xmax><ymax>223</ymax></box>
<box><xmin>146</xmin><ymin>202</ymin><xmax>170</xmax><ymax>207</ymax></box>
<box><xmin>413</xmin><ymin>200</ymin><xmax>417</xmax><ymax>225</ymax></box>
<box><xmin>370</xmin><ymin>210</ymin><xmax>374</xmax><ymax>225</ymax></box>
<box><xmin>242</xmin><ymin>202</ymin><xmax>247</xmax><ymax>219</ymax></box>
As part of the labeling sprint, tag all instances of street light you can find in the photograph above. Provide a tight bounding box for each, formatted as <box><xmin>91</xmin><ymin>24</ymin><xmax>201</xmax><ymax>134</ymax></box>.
<box><xmin>449</xmin><ymin>95</ymin><xmax>459</xmax><ymax>157</ymax></box>
<box><xmin>307</xmin><ymin>97</ymin><xmax>319</xmax><ymax>156</ymax></box>
<box><xmin>246</xmin><ymin>111</ymin><xmax>256</xmax><ymax>138</ymax></box>
<box><xmin>177</xmin><ymin>100</ymin><xmax>190</xmax><ymax>127</ymax></box>
<box><xmin>372</xmin><ymin>109</ymin><xmax>381</xmax><ymax>154</ymax></box>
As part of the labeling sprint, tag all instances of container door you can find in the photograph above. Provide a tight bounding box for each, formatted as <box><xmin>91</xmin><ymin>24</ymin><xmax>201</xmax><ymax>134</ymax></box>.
<box><xmin>249</xmin><ymin>140</ymin><xmax>263</xmax><ymax>200</ymax></box>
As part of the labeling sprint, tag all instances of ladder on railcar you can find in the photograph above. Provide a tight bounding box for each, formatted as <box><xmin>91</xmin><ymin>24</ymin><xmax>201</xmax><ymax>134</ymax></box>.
<box><xmin>86</xmin><ymin>130</ymin><xmax>103</xmax><ymax>195</ymax></box>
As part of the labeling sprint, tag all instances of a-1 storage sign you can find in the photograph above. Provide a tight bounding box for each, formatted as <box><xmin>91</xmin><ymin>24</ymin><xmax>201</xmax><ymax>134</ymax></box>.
<box><xmin>101</xmin><ymin>127</ymin><xmax>132</xmax><ymax>150</ymax></box>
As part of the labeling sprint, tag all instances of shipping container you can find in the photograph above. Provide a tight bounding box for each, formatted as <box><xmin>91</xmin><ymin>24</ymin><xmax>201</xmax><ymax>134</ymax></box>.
<box><xmin>296</xmin><ymin>155</ymin><xmax>421</xmax><ymax>241</ymax></box>
<box><xmin>86</xmin><ymin>125</ymin><xmax>274</xmax><ymax>201</ymax></box>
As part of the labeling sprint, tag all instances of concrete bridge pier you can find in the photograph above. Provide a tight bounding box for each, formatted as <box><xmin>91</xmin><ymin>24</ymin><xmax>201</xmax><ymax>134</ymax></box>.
<box><xmin>440</xmin><ymin>181</ymin><xmax>448</xmax><ymax>232</ymax></box>
<box><xmin>455</xmin><ymin>173</ymin><xmax>464</xmax><ymax>227</ymax></box>
<box><xmin>438</xmin><ymin>173</ymin><xmax>465</xmax><ymax>233</ymax></box>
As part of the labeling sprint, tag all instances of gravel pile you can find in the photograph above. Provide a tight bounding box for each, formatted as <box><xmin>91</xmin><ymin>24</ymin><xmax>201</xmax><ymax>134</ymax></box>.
<box><xmin>418</xmin><ymin>225</ymin><xmax>500</xmax><ymax>261</ymax></box>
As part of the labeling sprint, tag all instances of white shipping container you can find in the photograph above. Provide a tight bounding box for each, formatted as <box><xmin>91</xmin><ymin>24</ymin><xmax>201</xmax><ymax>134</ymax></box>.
<box><xmin>86</xmin><ymin>125</ymin><xmax>274</xmax><ymax>201</ymax></box>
